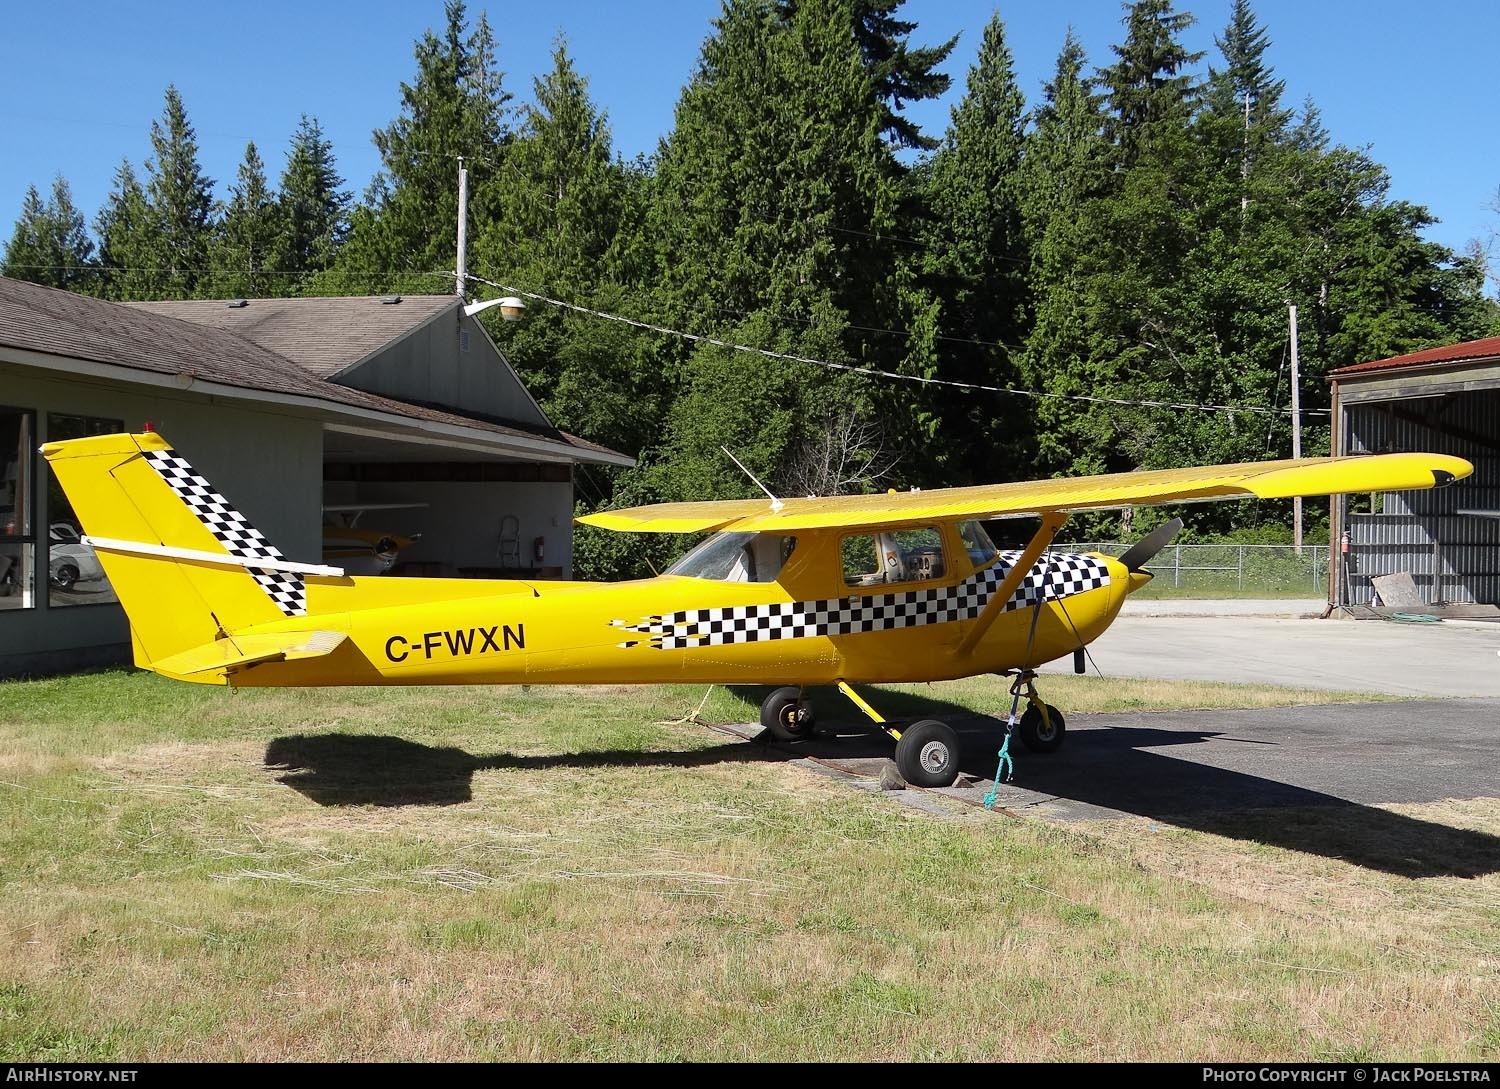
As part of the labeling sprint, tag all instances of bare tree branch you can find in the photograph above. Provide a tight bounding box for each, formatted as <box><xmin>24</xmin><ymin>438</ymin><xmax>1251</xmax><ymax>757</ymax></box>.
<box><xmin>779</xmin><ymin>409</ymin><xmax>901</xmax><ymax>498</ymax></box>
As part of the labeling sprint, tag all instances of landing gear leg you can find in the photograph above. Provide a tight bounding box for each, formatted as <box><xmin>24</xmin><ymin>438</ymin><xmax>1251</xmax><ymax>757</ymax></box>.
<box><xmin>1003</xmin><ymin>670</ymin><xmax>1067</xmax><ymax>754</ymax></box>
<box><xmin>837</xmin><ymin>680</ymin><xmax>961</xmax><ymax>788</ymax></box>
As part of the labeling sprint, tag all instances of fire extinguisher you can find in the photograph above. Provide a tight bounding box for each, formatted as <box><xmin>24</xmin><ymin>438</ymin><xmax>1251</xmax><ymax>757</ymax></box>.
<box><xmin>533</xmin><ymin>536</ymin><xmax>545</xmax><ymax>563</ymax></box>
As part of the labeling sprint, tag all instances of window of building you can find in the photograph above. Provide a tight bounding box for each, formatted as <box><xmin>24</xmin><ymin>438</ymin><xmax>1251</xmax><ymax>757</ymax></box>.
<box><xmin>1</xmin><ymin>408</ymin><xmax>36</xmax><ymax>611</ymax></box>
<box><xmin>842</xmin><ymin>526</ymin><xmax>947</xmax><ymax>587</ymax></box>
<box><xmin>46</xmin><ymin>414</ymin><xmax>123</xmax><ymax>607</ymax></box>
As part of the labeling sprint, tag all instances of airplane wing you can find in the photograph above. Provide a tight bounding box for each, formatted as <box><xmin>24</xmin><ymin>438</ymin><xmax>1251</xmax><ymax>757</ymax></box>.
<box><xmin>577</xmin><ymin>453</ymin><xmax>1473</xmax><ymax>534</ymax></box>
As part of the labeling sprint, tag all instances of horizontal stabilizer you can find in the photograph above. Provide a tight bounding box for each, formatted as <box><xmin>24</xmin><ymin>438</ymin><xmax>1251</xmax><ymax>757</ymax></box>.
<box><xmin>153</xmin><ymin>631</ymin><xmax>347</xmax><ymax>677</ymax></box>
<box><xmin>84</xmin><ymin>535</ymin><xmax>346</xmax><ymax>577</ymax></box>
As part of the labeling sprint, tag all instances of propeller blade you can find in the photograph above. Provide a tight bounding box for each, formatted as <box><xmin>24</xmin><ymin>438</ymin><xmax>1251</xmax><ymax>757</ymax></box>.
<box><xmin>1117</xmin><ymin>517</ymin><xmax>1183</xmax><ymax>573</ymax></box>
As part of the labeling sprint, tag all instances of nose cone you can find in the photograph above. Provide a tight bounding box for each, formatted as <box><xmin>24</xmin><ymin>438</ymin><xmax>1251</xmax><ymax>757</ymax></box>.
<box><xmin>1127</xmin><ymin>569</ymin><xmax>1154</xmax><ymax>595</ymax></box>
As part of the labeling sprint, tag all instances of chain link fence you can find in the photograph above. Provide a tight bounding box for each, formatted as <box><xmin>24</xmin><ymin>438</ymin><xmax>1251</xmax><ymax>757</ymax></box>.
<box><xmin>1059</xmin><ymin>542</ymin><xmax>1331</xmax><ymax>598</ymax></box>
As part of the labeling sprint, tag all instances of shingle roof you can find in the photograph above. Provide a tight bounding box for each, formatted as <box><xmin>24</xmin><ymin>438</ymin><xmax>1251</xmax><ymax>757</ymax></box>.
<box><xmin>1</xmin><ymin>275</ymin><xmax>343</xmax><ymax>398</ymax></box>
<box><xmin>126</xmin><ymin>294</ymin><xmax>458</xmax><ymax>378</ymax></box>
<box><xmin>0</xmin><ymin>278</ymin><xmax>630</xmax><ymax>465</ymax></box>
<box><xmin>1329</xmin><ymin>335</ymin><xmax>1500</xmax><ymax>377</ymax></box>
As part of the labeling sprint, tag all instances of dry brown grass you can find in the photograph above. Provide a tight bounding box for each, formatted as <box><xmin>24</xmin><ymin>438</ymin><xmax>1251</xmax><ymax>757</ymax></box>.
<box><xmin>0</xmin><ymin>671</ymin><xmax>1495</xmax><ymax>1061</ymax></box>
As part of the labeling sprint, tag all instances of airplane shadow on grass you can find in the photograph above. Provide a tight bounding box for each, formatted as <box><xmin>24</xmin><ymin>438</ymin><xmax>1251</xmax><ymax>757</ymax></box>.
<box><xmin>265</xmin><ymin>686</ymin><xmax>1500</xmax><ymax>881</ymax></box>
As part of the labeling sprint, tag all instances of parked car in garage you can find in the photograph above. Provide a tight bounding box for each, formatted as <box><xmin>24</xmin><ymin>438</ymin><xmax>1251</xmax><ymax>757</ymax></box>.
<box><xmin>48</xmin><ymin>522</ymin><xmax>105</xmax><ymax>590</ymax></box>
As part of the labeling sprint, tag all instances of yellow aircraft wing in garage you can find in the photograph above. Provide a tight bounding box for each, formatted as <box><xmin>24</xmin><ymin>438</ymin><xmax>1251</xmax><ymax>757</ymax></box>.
<box><xmin>576</xmin><ymin>453</ymin><xmax>1474</xmax><ymax>533</ymax></box>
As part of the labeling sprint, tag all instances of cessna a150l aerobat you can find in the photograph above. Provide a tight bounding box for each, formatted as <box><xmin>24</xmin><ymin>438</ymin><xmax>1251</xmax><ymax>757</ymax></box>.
<box><xmin>43</xmin><ymin>432</ymin><xmax>1471</xmax><ymax>787</ymax></box>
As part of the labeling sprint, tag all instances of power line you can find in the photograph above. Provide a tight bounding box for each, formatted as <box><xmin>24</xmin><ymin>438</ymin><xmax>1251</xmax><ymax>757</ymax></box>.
<box><xmin>699</xmin><ymin>299</ymin><xmax>1027</xmax><ymax>355</ymax></box>
<box><xmin>4</xmin><ymin>260</ymin><xmax>1331</xmax><ymax>418</ymax></box>
<box><xmin>467</xmin><ymin>272</ymin><xmax>1330</xmax><ymax>418</ymax></box>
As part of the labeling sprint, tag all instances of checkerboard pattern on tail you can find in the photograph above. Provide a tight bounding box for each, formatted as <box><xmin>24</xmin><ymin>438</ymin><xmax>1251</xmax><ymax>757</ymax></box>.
<box><xmin>619</xmin><ymin>550</ymin><xmax>1109</xmax><ymax>650</ymax></box>
<box><xmin>141</xmin><ymin>449</ymin><xmax>307</xmax><ymax>617</ymax></box>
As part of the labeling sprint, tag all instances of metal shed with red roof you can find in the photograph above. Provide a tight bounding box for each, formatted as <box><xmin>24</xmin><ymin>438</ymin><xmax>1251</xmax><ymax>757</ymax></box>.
<box><xmin>1328</xmin><ymin>337</ymin><xmax>1500</xmax><ymax>610</ymax></box>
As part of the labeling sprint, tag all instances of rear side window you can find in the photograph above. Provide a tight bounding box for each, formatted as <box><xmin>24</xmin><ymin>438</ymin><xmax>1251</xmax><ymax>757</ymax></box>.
<box><xmin>842</xmin><ymin>527</ymin><xmax>946</xmax><ymax>587</ymax></box>
<box><xmin>957</xmin><ymin>520</ymin><xmax>998</xmax><ymax>569</ymax></box>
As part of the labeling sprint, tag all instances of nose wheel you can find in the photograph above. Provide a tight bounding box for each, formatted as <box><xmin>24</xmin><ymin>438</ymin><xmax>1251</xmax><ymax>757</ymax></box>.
<box><xmin>1006</xmin><ymin>671</ymin><xmax>1066</xmax><ymax>753</ymax></box>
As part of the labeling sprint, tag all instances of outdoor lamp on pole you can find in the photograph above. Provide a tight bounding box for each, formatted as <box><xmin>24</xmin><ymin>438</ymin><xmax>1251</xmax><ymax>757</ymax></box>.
<box><xmin>463</xmin><ymin>296</ymin><xmax>527</xmax><ymax>321</ymax></box>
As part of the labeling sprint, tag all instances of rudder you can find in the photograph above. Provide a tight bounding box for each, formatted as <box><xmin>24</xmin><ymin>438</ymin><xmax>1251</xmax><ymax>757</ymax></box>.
<box><xmin>42</xmin><ymin>432</ymin><xmax>321</xmax><ymax>676</ymax></box>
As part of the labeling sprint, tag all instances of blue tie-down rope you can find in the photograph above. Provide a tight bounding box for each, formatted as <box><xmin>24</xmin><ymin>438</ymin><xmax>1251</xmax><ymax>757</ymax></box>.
<box><xmin>983</xmin><ymin>730</ymin><xmax>1016</xmax><ymax>809</ymax></box>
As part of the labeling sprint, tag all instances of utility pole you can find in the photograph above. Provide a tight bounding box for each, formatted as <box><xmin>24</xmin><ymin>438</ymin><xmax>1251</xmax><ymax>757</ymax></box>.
<box><xmin>455</xmin><ymin>157</ymin><xmax>469</xmax><ymax>299</ymax></box>
<box><xmin>1289</xmin><ymin>304</ymin><xmax>1303</xmax><ymax>553</ymax></box>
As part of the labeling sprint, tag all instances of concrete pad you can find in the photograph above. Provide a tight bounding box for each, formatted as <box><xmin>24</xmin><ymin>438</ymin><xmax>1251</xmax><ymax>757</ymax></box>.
<box><xmin>741</xmin><ymin>700</ymin><xmax>1500</xmax><ymax>877</ymax></box>
<box><xmin>962</xmin><ymin>701</ymin><xmax>1500</xmax><ymax>819</ymax></box>
<box><xmin>1121</xmin><ymin>598</ymin><xmax>1326</xmax><ymax>617</ymax></box>
<box><xmin>1041</xmin><ymin>613</ymin><xmax>1500</xmax><ymax>697</ymax></box>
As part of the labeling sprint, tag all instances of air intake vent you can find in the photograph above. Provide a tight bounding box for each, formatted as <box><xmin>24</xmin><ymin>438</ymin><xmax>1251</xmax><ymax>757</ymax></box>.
<box><xmin>381</xmin><ymin>295</ymin><xmax>402</xmax><ymax>305</ymax></box>
<box><xmin>226</xmin><ymin>299</ymin><xmax>248</xmax><ymax>308</ymax></box>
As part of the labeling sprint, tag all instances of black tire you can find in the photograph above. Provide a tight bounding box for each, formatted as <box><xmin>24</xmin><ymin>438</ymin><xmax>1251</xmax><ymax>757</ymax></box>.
<box><xmin>894</xmin><ymin>719</ymin><xmax>961</xmax><ymax>788</ymax></box>
<box><xmin>51</xmin><ymin>564</ymin><xmax>79</xmax><ymax>591</ymax></box>
<box><xmin>1018</xmin><ymin>703</ymin><xmax>1066</xmax><ymax>753</ymax></box>
<box><xmin>760</xmin><ymin>686</ymin><xmax>814</xmax><ymax>741</ymax></box>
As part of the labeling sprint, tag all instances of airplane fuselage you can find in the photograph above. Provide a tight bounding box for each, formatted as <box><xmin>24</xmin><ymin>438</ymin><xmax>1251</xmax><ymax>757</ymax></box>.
<box><xmin>216</xmin><ymin>528</ymin><xmax>1137</xmax><ymax>689</ymax></box>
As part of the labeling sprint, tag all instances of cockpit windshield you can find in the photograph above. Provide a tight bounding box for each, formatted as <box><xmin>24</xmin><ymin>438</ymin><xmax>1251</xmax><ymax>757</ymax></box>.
<box><xmin>665</xmin><ymin>532</ymin><xmax>797</xmax><ymax>583</ymax></box>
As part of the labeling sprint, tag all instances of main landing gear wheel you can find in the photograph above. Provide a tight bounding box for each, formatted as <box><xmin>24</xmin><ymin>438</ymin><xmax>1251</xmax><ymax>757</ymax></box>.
<box><xmin>894</xmin><ymin>720</ymin><xmax>962</xmax><ymax>788</ymax></box>
<box><xmin>1018</xmin><ymin>703</ymin><xmax>1066</xmax><ymax>753</ymax></box>
<box><xmin>760</xmin><ymin>686</ymin><xmax>815</xmax><ymax>741</ymax></box>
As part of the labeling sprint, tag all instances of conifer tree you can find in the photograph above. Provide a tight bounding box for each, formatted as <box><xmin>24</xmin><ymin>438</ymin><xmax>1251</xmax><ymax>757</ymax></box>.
<box><xmin>648</xmin><ymin>0</ymin><xmax>904</xmax><ymax>501</ymax></box>
<box><xmin>277</xmin><ymin>116</ymin><xmax>350</xmax><ymax>287</ymax></box>
<box><xmin>1101</xmin><ymin>0</ymin><xmax>1201</xmax><ymax>166</ymax></box>
<box><xmin>94</xmin><ymin>161</ymin><xmax>157</xmax><ymax>300</ymax></box>
<box><xmin>143</xmin><ymin>84</ymin><xmax>216</xmax><ymax>297</ymax></box>
<box><xmin>1017</xmin><ymin>32</ymin><xmax>1115</xmax><ymax>478</ymax></box>
<box><xmin>1</xmin><ymin>177</ymin><xmax>96</xmax><ymax>291</ymax></box>
<box><xmin>848</xmin><ymin>0</ymin><xmax>956</xmax><ymax>151</ymax></box>
<box><xmin>921</xmin><ymin>12</ymin><xmax>1030</xmax><ymax>481</ymax></box>
<box><xmin>477</xmin><ymin>40</ymin><xmax>658</xmax><ymax>455</ymax></box>
<box><xmin>211</xmin><ymin>142</ymin><xmax>284</xmax><ymax>298</ymax></box>
<box><xmin>326</xmin><ymin>0</ymin><xmax>510</xmax><ymax>294</ymax></box>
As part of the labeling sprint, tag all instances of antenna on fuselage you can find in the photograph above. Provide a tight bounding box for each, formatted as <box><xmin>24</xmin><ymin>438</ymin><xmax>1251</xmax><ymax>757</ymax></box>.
<box><xmin>721</xmin><ymin>446</ymin><xmax>784</xmax><ymax>512</ymax></box>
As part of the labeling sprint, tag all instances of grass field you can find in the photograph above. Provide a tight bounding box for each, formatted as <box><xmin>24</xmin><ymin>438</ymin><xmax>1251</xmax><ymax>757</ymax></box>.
<box><xmin>1</xmin><ymin>670</ymin><xmax>1496</xmax><ymax>1062</ymax></box>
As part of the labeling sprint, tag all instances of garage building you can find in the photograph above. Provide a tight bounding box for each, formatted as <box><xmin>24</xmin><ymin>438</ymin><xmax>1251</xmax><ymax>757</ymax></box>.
<box><xmin>1329</xmin><ymin>336</ymin><xmax>1500</xmax><ymax>609</ymax></box>
<box><xmin>0</xmin><ymin>277</ymin><xmax>632</xmax><ymax>677</ymax></box>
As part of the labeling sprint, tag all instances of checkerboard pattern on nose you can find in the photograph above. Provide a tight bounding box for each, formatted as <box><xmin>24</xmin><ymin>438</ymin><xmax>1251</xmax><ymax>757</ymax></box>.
<box><xmin>998</xmin><ymin>550</ymin><xmax>1113</xmax><ymax>613</ymax></box>
<box><xmin>621</xmin><ymin>550</ymin><xmax>1109</xmax><ymax>649</ymax></box>
<box><xmin>142</xmin><ymin>448</ymin><xmax>307</xmax><ymax>617</ymax></box>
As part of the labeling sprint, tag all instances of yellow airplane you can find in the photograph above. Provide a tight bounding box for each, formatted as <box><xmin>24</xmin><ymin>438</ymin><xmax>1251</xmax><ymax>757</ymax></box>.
<box><xmin>42</xmin><ymin>431</ymin><xmax>1471</xmax><ymax>787</ymax></box>
<box><xmin>321</xmin><ymin>503</ymin><xmax>426</xmax><ymax>576</ymax></box>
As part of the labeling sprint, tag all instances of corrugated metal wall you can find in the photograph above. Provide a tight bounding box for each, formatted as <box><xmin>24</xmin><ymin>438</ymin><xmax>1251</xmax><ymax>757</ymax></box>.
<box><xmin>1341</xmin><ymin>388</ymin><xmax>1500</xmax><ymax>605</ymax></box>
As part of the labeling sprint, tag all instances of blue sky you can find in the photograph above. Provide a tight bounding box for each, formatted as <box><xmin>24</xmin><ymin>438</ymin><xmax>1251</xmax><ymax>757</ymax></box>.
<box><xmin>1</xmin><ymin>0</ymin><xmax>1496</xmax><ymax>266</ymax></box>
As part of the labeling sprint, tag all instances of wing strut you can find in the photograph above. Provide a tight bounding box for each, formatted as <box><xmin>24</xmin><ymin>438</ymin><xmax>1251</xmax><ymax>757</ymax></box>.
<box><xmin>957</xmin><ymin>511</ymin><xmax>1070</xmax><ymax>657</ymax></box>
